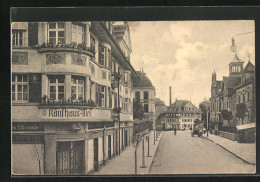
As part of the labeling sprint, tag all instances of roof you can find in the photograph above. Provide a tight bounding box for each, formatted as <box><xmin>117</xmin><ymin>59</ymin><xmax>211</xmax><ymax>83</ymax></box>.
<box><xmin>134</xmin><ymin>71</ymin><xmax>155</xmax><ymax>88</ymax></box>
<box><xmin>243</xmin><ymin>61</ymin><xmax>255</xmax><ymax>73</ymax></box>
<box><xmin>231</xmin><ymin>54</ymin><xmax>243</xmax><ymax>63</ymax></box>
<box><xmin>236</xmin><ymin>123</ymin><xmax>255</xmax><ymax>130</ymax></box>
<box><xmin>216</xmin><ymin>81</ymin><xmax>222</xmax><ymax>89</ymax></box>
<box><xmin>234</xmin><ymin>74</ymin><xmax>255</xmax><ymax>90</ymax></box>
<box><xmin>170</xmin><ymin>100</ymin><xmax>190</xmax><ymax>109</ymax></box>
<box><xmin>223</xmin><ymin>76</ymin><xmax>241</xmax><ymax>88</ymax></box>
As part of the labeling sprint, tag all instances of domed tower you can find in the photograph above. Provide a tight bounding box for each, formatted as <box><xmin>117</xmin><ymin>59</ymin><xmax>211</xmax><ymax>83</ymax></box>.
<box><xmin>229</xmin><ymin>37</ymin><xmax>244</xmax><ymax>77</ymax></box>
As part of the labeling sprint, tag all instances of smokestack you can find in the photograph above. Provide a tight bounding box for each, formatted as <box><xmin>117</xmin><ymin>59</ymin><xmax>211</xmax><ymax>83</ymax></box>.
<box><xmin>169</xmin><ymin>86</ymin><xmax>172</xmax><ymax>106</ymax></box>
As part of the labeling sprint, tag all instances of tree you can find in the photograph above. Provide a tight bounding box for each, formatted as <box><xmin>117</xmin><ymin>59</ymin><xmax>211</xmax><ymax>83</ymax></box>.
<box><xmin>221</xmin><ymin>109</ymin><xmax>233</xmax><ymax>126</ymax></box>
<box><xmin>236</xmin><ymin>103</ymin><xmax>248</xmax><ymax>125</ymax></box>
<box><xmin>29</xmin><ymin>144</ymin><xmax>43</xmax><ymax>175</ymax></box>
<box><xmin>199</xmin><ymin>100</ymin><xmax>210</xmax><ymax>129</ymax></box>
<box><xmin>133</xmin><ymin>99</ymin><xmax>144</xmax><ymax>120</ymax></box>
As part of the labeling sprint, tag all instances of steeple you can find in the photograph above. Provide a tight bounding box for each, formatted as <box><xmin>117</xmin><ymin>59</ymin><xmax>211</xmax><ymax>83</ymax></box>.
<box><xmin>230</xmin><ymin>36</ymin><xmax>237</xmax><ymax>55</ymax></box>
<box><xmin>229</xmin><ymin>36</ymin><xmax>244</xmax><ymax>77</ymax></box>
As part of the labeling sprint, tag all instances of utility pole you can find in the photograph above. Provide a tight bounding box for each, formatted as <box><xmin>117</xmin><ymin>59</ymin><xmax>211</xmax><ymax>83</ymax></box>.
<box><xmin>207</xmin><ymin>109</ymin><xmax>209</xmax><ymax>137</ymax></box>
<box><xmin>140</xmin><ymin>137</ymin><xmax>146</xmax><ymax>168</ymax></box>
<box><xmin>147</xmin><ymin>135</ymin><xmax>151</xmax><ymax>157</ymax></box>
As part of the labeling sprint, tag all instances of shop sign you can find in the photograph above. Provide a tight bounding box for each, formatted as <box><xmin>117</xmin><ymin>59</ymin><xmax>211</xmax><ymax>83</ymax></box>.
<box><xmin>41</xmin><ymin>108</ymin><xmax>92</xmax><ymax>119</ymax></box>
<box><xmin>12</xmin><ymin>123</ymin><xmax>43</xmax><ymax>131</ymax></box>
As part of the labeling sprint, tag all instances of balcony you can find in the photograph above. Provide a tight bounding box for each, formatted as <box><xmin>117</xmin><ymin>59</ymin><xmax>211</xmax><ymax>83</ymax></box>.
<box><xmin>38</xmin><ymin>96</ymin><xmax>96</xmax><ymax>109</ymax></box>
<box><xmin>35</xmin><ymin>42</ymin><xmax>95</xmax><ymax>58</ymax></box>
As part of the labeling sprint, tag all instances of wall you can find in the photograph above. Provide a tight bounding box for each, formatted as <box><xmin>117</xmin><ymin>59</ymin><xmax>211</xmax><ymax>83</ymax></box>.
<box><xmin>12</xmin><ymin>144</ymin><xmax>44</xmax><ymax>175</ymax></box>
<box><xmin>87</xmin><ymin>139</ymin><xmax>94</xmax><ymax>172</ymax></box>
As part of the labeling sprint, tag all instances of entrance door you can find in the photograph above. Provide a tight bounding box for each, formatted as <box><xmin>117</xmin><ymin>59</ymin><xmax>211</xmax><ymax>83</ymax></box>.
<box><xmin>124</xmin><ymin>130</ymin><xmax>128</xmax><ymax>147</ymax></box>
<box><xmin>108</xmin><ymin>135</ymin><xmax>111</xmax><ymax>159</ymax></box>
<box><xmin>56</xmin><ymin>141</ymin><xmax>84</xmax><ymax>175</ymax></box>
<box><xmin>115</xmin><ymin>129</ymin><xmax>118</xmax><ymax>155</ymax></box>
<box><xmin>94</xmin><ymin>138</ymin><xmax>99</xmax><ymax>171</ymax></box>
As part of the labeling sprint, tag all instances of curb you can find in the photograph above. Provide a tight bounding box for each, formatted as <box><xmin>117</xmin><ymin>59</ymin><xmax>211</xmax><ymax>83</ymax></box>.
<box><xmin>202</xmin><ymin>136</ymin><xmax>256</xmax><ymax>165</ymax></box>
<box><xmin>147</xmin><ymin>131</ymin><xmax>165</xmax><ymax>173</ymax></box>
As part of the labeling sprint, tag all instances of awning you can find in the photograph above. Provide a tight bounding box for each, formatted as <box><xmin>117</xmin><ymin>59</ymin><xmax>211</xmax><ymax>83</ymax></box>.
<box><xmin>236</xmin><ymin>123</ymin><xmax>255</xmax><ymax>130</ymax></box>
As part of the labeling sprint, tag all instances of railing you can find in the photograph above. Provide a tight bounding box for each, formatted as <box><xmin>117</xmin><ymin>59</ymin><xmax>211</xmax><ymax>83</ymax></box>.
<box><xmin>133</xmin><ymin>121</ymin><xmax>153</xmax><ymax>136</ymax></box>
<box><xmin>39</xmin><ymin>96</ymin><xmax>96</xmax><ymax>108</ymax></box>
<box><xmin>36</xmin><ymin>42</ymin><xmax>95</xmax><ymax>56</ymax></box>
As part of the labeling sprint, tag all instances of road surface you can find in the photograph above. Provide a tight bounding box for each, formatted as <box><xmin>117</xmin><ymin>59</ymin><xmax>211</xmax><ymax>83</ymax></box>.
<box><xmin>149</xmin><ymin>130</ymin><xmax>255</xmax><ymax>174</ymax></box>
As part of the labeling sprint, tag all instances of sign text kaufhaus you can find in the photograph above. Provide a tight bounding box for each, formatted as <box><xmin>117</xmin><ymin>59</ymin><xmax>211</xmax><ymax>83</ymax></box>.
<box><xmin>42</xmin><ymin>108</ymin><xmax>92</xmax><ymax>118</ymax></box>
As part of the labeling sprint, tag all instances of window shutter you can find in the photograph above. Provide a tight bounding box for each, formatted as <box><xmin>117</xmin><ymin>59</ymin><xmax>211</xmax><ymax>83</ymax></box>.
<box><xmin>28</xmin><ymin>23</ymin><xmax>38</xmax><ymax>46</ymax></box>
<box><xmin>29</xmin><ymin>73</ymin><xmax>41</xmax><ymax>102</ymax></box>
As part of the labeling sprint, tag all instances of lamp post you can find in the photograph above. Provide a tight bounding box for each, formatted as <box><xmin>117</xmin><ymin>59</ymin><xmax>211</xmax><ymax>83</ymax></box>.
<box><xmin>206</xmin><ymin>109</ymin><xmax>209</xmax><ymax>137</ymax></box>
<box><xmin>112</xmin><ymin>67</ymin><xmax>121</xmax><ymax>155</ymax></box>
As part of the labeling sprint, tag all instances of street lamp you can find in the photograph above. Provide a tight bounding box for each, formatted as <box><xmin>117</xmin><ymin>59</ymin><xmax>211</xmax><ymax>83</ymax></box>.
<box><xmin>112</xmin><ymin>67</ymin><xmax>122</xmax><ymax>155</ymax></box>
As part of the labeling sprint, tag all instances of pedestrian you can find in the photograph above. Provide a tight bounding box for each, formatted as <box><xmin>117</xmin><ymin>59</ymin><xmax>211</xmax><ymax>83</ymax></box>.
<box><xmin>174</xmin><ymin>127</ymin><xmax>177</xmax><ymax>136</ymax></box>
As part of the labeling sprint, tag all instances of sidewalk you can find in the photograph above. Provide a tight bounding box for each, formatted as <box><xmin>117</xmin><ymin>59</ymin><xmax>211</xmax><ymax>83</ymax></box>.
<box><xmin>92</xmin><ymin>130</ymin><xmax>164</xmax><ymax>175</ymax></box>
<box><xmin>202</xmin><ymin>133</ymin><xmax>256</xmax><ymax>165</ymax></box>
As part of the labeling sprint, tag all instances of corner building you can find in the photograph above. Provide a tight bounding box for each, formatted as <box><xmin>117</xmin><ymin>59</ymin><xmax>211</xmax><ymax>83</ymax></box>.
<box><xmin>11</xmin><ymin>21</ymin><xmax>138</xmax><ymax>175</ymax></box>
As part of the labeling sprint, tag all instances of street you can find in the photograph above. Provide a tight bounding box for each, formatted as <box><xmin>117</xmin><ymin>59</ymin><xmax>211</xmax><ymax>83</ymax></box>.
<box><xmin>149</xmin><ymin>130</ymin><xmax>255</xmax><ymax>174</ymax></box>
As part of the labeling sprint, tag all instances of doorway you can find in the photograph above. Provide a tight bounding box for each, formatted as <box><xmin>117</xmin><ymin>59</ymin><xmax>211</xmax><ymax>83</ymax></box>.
<box><xmin>108</xmin><ymin>135</ymin><xmax>111</xmax><ymax>159</ymax></box>
<box><xmin>94</xmin><ymin>138</ymin><xmax>98</xmax><ymax>171</ymax></box>
<box><xmin>56</xmin><ymin>141</ymin><xmax>84</xmax><ymax>175</ymax></box>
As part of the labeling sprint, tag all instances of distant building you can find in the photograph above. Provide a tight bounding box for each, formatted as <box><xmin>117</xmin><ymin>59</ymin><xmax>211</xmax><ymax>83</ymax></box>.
<box><xmin>210</xmin><ymin>37</ymin><xmax>255</xmax><ymax>126</ymax></box>
<box><xmin>133</xmin><ymin>69</ymin><xmax>156</xmax><ymax>125</ymax></box>
<box><xmin>158</xmin><ymin>99</ymin><xmax>202</xmax><ymax>130</ymax></box>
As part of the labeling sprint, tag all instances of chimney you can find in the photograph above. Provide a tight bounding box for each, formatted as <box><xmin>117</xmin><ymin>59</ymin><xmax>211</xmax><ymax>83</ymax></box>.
<box><xmin>169</xmin><ymin>86</ymin><xmax>172</xmax><ymax>106</ymax></box>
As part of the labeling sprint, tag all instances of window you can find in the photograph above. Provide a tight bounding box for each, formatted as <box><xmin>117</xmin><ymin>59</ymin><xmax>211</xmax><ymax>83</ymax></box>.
<box><xmin>48</xmin><ymin>22</ymin><xmax>65</xmax><ymax>44</ymax></box>
<box><xmin>12</xmin><ymin>74</ymin><xmax>28</xmax><ymax>101</ymax></box>
<box><xmin>144</xmin><ymin>91</ymin><xmax>149</xmax><ymax>100</ymax></box>
<box><xmin>247</xmin><ymin>92</ymin><xmax>250</xmax><ymax>101</ymax></box>
<box><xmin>48</xmin><ymin>75</ymin><xmax>65</xmax><ymax>101</ymax></box>
<box><xmin>90</xmin><ymin>35</ymin><xmax>95</xmax><ymax>51</ymax></box>
<box><xmin>124</xmin><ymin>72</ymin><xmax>128</xmax><ymax>84</ymax></box>
<box><xmin>144</xmin><ymin>104</ymin><xmax>148</xmax><ymax>112</ymax></box>
<box><xmin>135</xmin><ymin>91</ymin><xmax>140</xmax><ymax>100</ymax></box>
<box><xmin>71</xmin><ymin>76</ymin><xmax>84</xmax><ymax>101</ymax></box>
<box><xmin>243</xmin><ymin>94</ymin><xmax>245</xmax><ymax>103</ymax></box>
<box><xmin>99</xmin><ymin>44</ymin><xmax>106</xmax><ymax>66</ymax></box>
<box><xmin>12</xmin><ymin>30</ymin><xmax>25</xmax><ymax>46</ymax></box>
<box><xmin>72</xmin><ymin>23</ymin><xmax>84</xmax><ymax>44</ymax></box>
<box><xmin>108</xmin><ymin>49</ymin><xmax>112</xmax><ymax>69</ymax></box>
<box><xmin>101</xmin><ymin>86</ymin><xmax>106</xmax><ymax>107</ymax></box>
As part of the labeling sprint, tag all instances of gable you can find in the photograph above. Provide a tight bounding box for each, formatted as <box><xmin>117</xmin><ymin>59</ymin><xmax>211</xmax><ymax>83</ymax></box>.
<box><xmin>123</xmin><ymin>26</ymin><xmax>132</xmax><ymax>52</ymax></box>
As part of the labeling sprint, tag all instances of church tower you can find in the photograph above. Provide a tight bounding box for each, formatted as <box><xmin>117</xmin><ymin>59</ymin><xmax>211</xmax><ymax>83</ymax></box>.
<box><xmin>229</xmin><ymin>37</ymin><xmax>244</xmax><ymax>77</ymax></box>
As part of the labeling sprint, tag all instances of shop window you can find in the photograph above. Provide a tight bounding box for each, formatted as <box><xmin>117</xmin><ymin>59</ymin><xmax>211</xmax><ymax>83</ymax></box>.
<box><xmin>71</xmin><ymin>76</ymin><xmax>85</xmax><ymax>101</ymax></box>
<box><xmin>12</xmin><ymin>30</ymin><xmax>25</xmax><ymax>46</ymax></box>
<box><xmin>48</xmin><ymin>22</ymin><xmax>65</xmax><ymax>44</ymax></box>
<box><xmin>72</xmin><ymin>23</ymin><xmax>84</xmax><ymax>44</ymax></box>
<box><xmin>12</xmin><ymin>74</ymin><xmax>28</xmax><ymax>101</ymax></box>
<box><xmin>48</xmin><ymin>75</ymin><xmax>65</xmax><ymax>101</ymax></box>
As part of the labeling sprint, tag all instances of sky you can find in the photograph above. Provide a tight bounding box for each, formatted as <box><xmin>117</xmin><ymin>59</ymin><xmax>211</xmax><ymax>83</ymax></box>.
<box><xmin>128</xmin><ymin>20</ymin><xmax>255</xmax><ymax>107</ymax></box>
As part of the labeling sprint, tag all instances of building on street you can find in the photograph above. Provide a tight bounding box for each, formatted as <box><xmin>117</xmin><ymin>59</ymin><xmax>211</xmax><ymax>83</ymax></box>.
<box><xmin>209</xmin><ymin>37</ymin><xmax>255</xmax><ymax>126</ymax></box>
<box><xmin>133</xmin><ymin>69</ymin><xmax>156</xmax><ymax>125</ymax></box>
<box><xmin>11</xmin><ymin>21</ymin><xmax>138</xmax><ymax>175</ymax></box>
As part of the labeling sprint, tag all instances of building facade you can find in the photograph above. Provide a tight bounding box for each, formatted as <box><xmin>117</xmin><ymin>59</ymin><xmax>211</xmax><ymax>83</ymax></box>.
<box><xmin>133</xmin><ymin>70</ymin><xmax>156</xmax><ymax>124</ymax></box>
<box><xmin>11</xmin><ymin>21</ymin><xmax>138</xmax><ymax>175</ymax></box>
<box><xmin>209</xmin><ymin>38</ymin><xmax>255</xmax><ymax>126</ymax></box>
<box><xmin>159</xmin><ymin>100</ymin><xmax>202</xmax><ymax>130</ymax></box>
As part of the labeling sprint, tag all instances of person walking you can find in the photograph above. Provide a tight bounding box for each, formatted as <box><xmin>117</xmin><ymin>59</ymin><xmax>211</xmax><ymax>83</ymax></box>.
<box><xmin>174</xmin><ymin>127</ymin><xmax>177</xmax><ymax>136</ymax></box>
